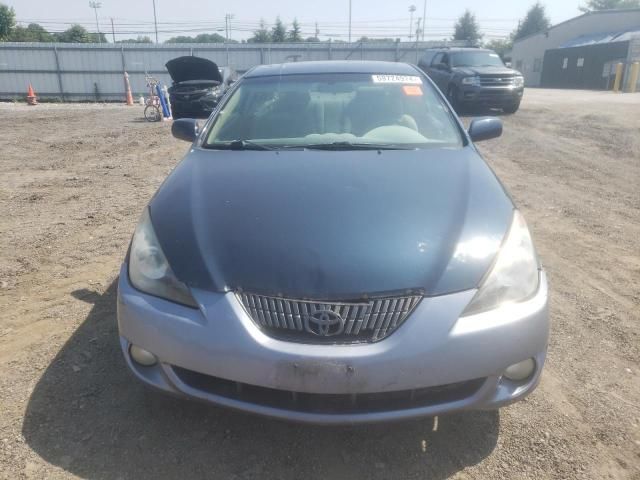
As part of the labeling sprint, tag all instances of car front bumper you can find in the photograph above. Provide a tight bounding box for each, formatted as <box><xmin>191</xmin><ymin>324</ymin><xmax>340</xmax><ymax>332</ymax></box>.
<box><xmin>460</xmin><ymin>86</ymin><xmax>524</xmax><ymax>106</ymax></box>
<box><xmin>117</xmin><ymin>264</ymin><xmax>549</xmax><ymax>424</ymax></box>
<box><xmin>169</xmin><ymin>97</ymin><xmax>218</xmax><ymax>119</ymax></box>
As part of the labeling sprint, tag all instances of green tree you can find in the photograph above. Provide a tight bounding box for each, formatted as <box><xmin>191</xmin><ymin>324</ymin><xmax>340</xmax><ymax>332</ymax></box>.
<box><xmin>271</xmin><ymin>16</ymin><xmax>287</xmax><ymax>42</ymax></box>
<box><xmin>484</xmin><ymin>38</ymin><xmax>512</xmax><ymax>60</ymax></box>
<box><xmin>357</xmin><ymin>36</ymin><xmax>397</xmax><ymax>43</ymax></box>
<box><xmin>166</xmin><ymin>33</ymin><xmax>227</xmax><ymax>43</ymax></box>
<box><xmin>453</xmin><ymin>10</ymin><xmax>482</xmax><ymax>45</ymax></box>
<box><xmin>55</xmin><ymin>25</ymin><xmax>91</xmax><ymax>43</ymax></box>
<box><xmin>165</xmin><ymin>35</ymin><xmax>194</xmax><ymax>43</ymax></box>
<box><xmin>580</xmin><ymin>0</ymin><xmax>639</xmax><ymax>11</ymax></box>
<box><xmin>194</xmin><ymin>33</ymin><xmax>227</xmax><ymax>43</ymax></box>
<box><xmin>0</xmin><ymin>3</ymin><xmax>16</xmax><ymax>40</ymax></box>
<box><xmin>117</xmin><ymin>35</ymin><xmax>153</xmax><ymax>44</ymax></box>
<box><xmin>512</xmin><ymin>3</ymin><xmax>551</xmax><ymax>41</ymax></box>
<box><xmin>8</xmin><ymin>23</ymin><xmax>53</xmax><ymax>42</ymax></box>
<box><xmin>89</xmin><ymin>32</ymin><xmax>108</xmax><ymax>43</ymax></box>
<box><xmin>248</xmin><ymin>19</ymin><xmax>271</xmax><ymax>43</ymax></box>
<box><xmin>288</xmin><ymin>18</ymin><xmax>302</xmax><ymax>41</ymax></box>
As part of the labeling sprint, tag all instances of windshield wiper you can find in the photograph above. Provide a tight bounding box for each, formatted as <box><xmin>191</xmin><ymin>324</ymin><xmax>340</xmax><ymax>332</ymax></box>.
<box><xmin>299</xmin><ymin>142</ymin><xmax>414</xmax><ymax>151</ymax></box>
<box><xmin>204</xmin><ymin>140</ymin><xmax>277</xmax><ymax>151</ymax></box>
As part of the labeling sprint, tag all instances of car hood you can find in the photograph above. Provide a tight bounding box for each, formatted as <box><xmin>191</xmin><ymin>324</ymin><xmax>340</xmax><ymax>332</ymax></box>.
<box><xmin>454</xmin><ymin>65</ymin><xmax>519</xmax><ymax>76</ymax></box>
<box><xmin>165</xmin><ymin>56</ymin><xmax>222</xmax><ymax>84</ymax></box>
<box><xmin>150</xmin><ymin>147</ymin><xmax>514</xmax><ymax>300</ymax></box>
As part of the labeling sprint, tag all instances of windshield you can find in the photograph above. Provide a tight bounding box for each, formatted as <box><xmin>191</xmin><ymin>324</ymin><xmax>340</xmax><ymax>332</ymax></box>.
<box><xmin>451</xmin><ymin>51</ymin><xmax>504</xmax><ymax>68</ymax></box>
<box><xmin>204</xmin><ymin>72</ymin><xmax>462</xmax><ymax>149</ymax></box>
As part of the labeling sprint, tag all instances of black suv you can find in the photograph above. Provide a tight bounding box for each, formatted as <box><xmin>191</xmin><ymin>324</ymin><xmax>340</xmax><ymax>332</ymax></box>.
<box><xmin>419</xmin><ymin>47</ymin><xmax>524</xmax><ymax>114</ymax></box>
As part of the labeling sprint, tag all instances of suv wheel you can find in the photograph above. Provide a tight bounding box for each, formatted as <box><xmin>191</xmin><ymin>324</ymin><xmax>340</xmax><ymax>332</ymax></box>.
<box><xmin>447</xmin><ymin>85</ymin><xmax>460</xmax><ymax>112</ymax></box>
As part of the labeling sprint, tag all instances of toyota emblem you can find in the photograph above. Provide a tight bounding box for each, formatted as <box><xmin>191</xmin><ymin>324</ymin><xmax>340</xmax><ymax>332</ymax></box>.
<box><xmin>304</xmin><ymin>308</ymin><xmax>345</xmax><ymax>337</ymax></box>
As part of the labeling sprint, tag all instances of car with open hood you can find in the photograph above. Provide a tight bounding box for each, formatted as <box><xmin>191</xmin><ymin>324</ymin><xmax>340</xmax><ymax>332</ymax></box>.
<box><xmin>166</xmin><ymin>56</ymin><xmax>236</xmax><ymax>119</ymax></box>
<box><xmin>419</xmin><ymin>48</ymin><xmax>524</xmax><ymax>114</ymax></box>
<box><xmin>118</xmin><ymin>60</ymin><xmax>549</xmax><ymax>424</ymax></box>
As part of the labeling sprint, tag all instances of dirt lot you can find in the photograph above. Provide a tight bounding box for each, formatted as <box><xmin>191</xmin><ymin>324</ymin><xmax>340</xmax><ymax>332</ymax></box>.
<box><xmin>0</xmin><ymin>89</ymin><xmax>639</xmax><ymax>480</ymax></box>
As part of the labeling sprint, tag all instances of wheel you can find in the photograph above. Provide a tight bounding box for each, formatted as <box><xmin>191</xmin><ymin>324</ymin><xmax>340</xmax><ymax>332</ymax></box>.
<box><xmin>446</xmin><ymin>85</ymin><xmax>461</xmax><ymax>113</ymax></box>
<box><xmin>503</xmin><ymin>102</ymin><xmax>521</xmax><ymax>114</ymax></box>
<box><xmin>144</xmin><ymin>105</ymin><xmax>162</xmax><ymax>122</ymax></box>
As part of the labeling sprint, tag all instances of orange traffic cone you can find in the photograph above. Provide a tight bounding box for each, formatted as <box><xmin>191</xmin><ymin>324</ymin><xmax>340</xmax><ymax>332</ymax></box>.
<box><xmin>124</xmin><ymin>72</ymin><xmax>134</xmax><ymax>106</ymax></box>
<box><xmin>26</xmin><ymin>84</ymin><xmax>37</xmax><ymax>106</ymax></box>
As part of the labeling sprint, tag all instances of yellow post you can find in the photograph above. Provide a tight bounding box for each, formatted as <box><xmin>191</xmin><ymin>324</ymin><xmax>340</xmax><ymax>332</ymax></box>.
<box><xmin>627</xmin><ymin>62</ymin><xmax>639</xmax><ymax>93</ymax></box>
<box><xmin>612</xmin><ymin>63</ymin><xmax>624</xmax><ymax>92</ymax></box>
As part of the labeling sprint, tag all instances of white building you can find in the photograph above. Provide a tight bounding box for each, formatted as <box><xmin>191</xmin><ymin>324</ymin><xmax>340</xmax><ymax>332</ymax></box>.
<box><xmin>511</xmin><ymin>8</ymin><xmax>640</xmax><ymax>87</ymax></box>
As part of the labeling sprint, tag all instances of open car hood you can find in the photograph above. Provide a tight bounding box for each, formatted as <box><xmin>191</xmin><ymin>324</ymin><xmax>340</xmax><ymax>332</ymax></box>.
<box><xmin>165</xmin><ymin>56</ymin><xmax>222</xmax><ymax>84</ymax></box>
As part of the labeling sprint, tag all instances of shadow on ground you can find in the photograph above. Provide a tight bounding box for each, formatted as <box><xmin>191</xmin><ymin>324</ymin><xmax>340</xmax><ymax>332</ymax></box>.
<box><xmin>459</xmin><ymin>106</ymin><xmax>515</xmax><ymax>118</ymax></box>
<box><xmin>23</xmin><ymin>280</ymin><xmax>499</xmax><ymax>480</ymax></box>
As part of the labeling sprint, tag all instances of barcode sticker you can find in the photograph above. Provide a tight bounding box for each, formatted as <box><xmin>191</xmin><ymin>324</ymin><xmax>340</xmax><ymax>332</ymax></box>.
<box><xmin>372</xmin><ymin>75</ymin><xmax>423</xmax><ymax>84</ymax></box>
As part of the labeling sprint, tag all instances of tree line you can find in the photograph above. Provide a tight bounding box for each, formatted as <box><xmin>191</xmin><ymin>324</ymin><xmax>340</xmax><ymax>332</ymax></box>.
<box><xmin>1</xmin><ymin>0</ymin><xmax>638</xmax><ymax>44</ymax></box>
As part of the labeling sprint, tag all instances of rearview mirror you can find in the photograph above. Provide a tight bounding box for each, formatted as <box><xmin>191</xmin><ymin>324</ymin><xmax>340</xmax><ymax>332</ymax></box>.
<box><xmin>172</xmin><ymin>118</ymin><xmax>199</xmax><ymax>142</ymax></box>
<box><xmin>468</xmin><ymin>117</ymin><xmax>503</xmax><ymax>142</ymax></box>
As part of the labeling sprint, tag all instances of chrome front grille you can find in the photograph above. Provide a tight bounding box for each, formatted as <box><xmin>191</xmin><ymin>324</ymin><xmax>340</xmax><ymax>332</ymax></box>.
<box><xmin>479</xmin><ymin>76</ymin><xmax>515</xmax><ymax>87</ymax></box>
<box><xmin>237</xmin><ymin>293</ymin><xmax>422</xmax><ymax>344</ymax></box>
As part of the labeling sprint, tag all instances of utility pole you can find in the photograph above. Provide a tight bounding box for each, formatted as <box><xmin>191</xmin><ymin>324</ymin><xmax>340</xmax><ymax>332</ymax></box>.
<box><xmin>421</xmin><ymin>0</ymin><xmax>426</xmax><ymax>41</ymax></box>
<box><xmin>110</xmin><ymin>17</ymin><xmax>115</xmax><ymax>43</ymax></box>
<box><xmin>152</xmin><ymin>0</ymin><xmax>159</xmax><ymax>44</ymax></box>
<box><xmin>225</xmin><ymin>14</ymin><xmax>234</xmax><ymax>42</ymax></box>
<box><xmin>315</xmin><ymin>22</ymin><xmax>320</xmax><ymax>40</ymax></box>
<box><xmin>415</xmin><ymin>17</ymin><xmax>421</xmax><ymax>62</ymax></box>
<box><xmin>89</xmin><ymin>2</ymin><xmax>102</xmax><ymax>43</ymax></box>
<box><xmin>408</xmin><ymin>5</ymin><xmax>416</xmax><ymax>41</ymax></box>
<box><xmin>348</xmin><ymin>0</ymin><xmax>352</xmax><ymax>43</ymax></box>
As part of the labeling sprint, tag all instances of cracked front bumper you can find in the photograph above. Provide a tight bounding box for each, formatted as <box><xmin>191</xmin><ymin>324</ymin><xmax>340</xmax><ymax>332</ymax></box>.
<box><xmin>117</xmin><ymin>264</ymin><xmax>549</xmax><ymax>424</ymax></box>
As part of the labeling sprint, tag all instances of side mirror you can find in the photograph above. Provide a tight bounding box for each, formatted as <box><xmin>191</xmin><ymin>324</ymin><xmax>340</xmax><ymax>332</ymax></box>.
<box><xmin>468</xmin><ymin>117</ymin><xmax>503</xmax><ymax>142</ymax></box>
<box><xmin>436</xmin><ymin>63</ymin><xmax>449</xmax><ymax>71</ymax></box>
<box><xmin>172</xmin><ymin>118</ymin><xmax>199</xmax><ymax>142</ymax></box>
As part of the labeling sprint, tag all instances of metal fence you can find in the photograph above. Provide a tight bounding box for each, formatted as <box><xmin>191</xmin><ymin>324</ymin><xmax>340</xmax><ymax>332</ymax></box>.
<box><xmin>0</xmin><ymin>41</ymin><xmax>464</xmax><ymax>101</ymax></box>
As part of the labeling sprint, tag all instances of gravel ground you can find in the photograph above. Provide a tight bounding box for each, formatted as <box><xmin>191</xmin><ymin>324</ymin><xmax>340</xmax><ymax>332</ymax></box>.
<box><xmin>0</xmin><ymin>89</ymin><xmax>639</xmax><ymax>480</ymax></box>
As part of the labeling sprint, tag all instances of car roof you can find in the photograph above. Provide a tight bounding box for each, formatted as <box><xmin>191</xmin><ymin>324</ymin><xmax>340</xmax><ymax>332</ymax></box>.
<box><xmin>244</xmin><ymin>61</ymin><xmax>420</xmax><ymax>78</ymax></box>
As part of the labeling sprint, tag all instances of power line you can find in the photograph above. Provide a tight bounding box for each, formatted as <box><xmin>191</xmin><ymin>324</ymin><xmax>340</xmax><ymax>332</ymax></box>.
<box><xmin>14</xmin><ymin>15</ymin><xmax>515</xmax><ymax>41</ymax></box>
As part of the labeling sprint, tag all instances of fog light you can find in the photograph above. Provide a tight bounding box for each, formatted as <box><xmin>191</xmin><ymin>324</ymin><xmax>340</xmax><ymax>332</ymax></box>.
<box><xmin>504</xmin><ymin>358</ymin><xmax>535</xmax><ymax>381</ymax></box>
<box><xmin>130</xmin><ymin>344</ymin><xmax>157</xmax><ymax>366</ymax></box>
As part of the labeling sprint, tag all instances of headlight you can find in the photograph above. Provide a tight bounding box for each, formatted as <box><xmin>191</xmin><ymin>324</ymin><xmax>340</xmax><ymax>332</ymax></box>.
<box><xmin>204</xmin><ymin>86</ymin><xmax>222</xmax><ymax>98</ymax></box>
<box><xmin>461</xmin><ymin>76</ymin><xmax>481</xmax><ymax>86</ymax></box>
<box><xmin>513</xmin><ymin>76</ymin><xmax>524</xmax><ymax>88</ymax></box>
<box><xmin>129</xmin><ymin>208</ymin><xmax>198</xmax><ymax>308</ymax></box>
<box><xmin>461</xmin><ymin>210</ymin><xmax>539</xmax><ymax>316</ymax></box>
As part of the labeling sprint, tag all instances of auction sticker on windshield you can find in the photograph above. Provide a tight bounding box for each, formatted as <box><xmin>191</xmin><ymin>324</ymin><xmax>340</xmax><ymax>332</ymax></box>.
<box><xmin>372</xmin><ymin>75</ymin><xmax>423</xmax><ymax>84</ymax></box>
<box><xmin>402</xmin><ymin>85</ymin><xmax>423</xmax><ymax>96</ymax></box>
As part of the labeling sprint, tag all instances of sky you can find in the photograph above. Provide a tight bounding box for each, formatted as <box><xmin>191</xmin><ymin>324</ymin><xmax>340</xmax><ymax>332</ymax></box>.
<box><xmin>7</xmin><ymin>0</ymin><xmax>582</xmax><ymax>42</ymax></box>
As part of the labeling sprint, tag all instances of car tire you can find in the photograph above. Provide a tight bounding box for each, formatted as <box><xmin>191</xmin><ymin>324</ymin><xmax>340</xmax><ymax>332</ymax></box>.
<box><xmin>446</xmin><ymin>85</ymin><xmax>460</xmax><ymax>112</ymax></box>
<box><xmin>503</xmin><ymin>102</ymin><xmax>520</xmax><ymax>114</ymax></box>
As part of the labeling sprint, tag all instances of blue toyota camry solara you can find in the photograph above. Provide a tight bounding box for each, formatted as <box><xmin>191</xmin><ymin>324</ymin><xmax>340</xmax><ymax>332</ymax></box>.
<box><xmin>117</xmin><ymin>61</ymin><xmax>549</xmax><ymax>424</ymax></box>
